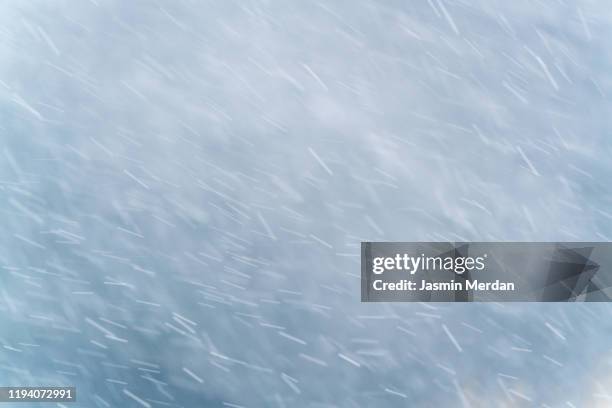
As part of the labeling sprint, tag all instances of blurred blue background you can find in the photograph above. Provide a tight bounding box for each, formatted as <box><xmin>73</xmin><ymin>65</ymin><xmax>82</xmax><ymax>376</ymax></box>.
<box><xmin>1</xmin><ymin>1</ymin><xmax>612</xmax><ymax>406</ymax></box>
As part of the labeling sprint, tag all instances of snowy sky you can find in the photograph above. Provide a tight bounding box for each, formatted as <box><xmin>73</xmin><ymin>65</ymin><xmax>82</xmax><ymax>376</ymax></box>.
<box><xmin>1</xmin><ymin>1</ymin><xmax>612</xmax><ymax>407</ymax></box>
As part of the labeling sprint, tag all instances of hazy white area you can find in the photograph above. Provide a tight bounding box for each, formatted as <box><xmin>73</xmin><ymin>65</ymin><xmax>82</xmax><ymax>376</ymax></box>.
<box><xmin>1</xmin><ymin>1</ymin><xmax>612</xmax><ymax>406</ymax></box>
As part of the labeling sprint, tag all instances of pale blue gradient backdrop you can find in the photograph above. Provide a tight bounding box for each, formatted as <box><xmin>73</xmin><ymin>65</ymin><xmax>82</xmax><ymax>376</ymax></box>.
<box><xmin>1</xmin><ymin>1</ymin><xmax>612</xmax><ymax>407</ymax></box>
